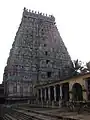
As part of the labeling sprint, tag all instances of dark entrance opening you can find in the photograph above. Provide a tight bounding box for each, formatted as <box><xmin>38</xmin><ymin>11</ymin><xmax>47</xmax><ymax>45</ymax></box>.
<box><xmin>47</xmin><ymin>72</ymin><xmax>51</xmax><ymax>78</ymax></box>
<box><xmin>0</xmin><ymin>98</ymin><xmax>5</xmax><ymax>104</ymax></box>
<box><xmin>46</xmin><ymin>87</ymin><xmax>48</xmax><ymax>101</ymax></box>
<box><xmin>42</xmin><ymin>88</ymin><xmax>45</xmax><ymax>101</ymax></box>
<box><xmin>38</xmin><ymin>89</ymin><xmax>41</xmax><ymax>101</ymax></box>
<box><xmin>72</xmin><ymin>83</ymin><xmax>83</xmax><ymax>101</ymax></box>
<box><xmin>50</xmin><ymin>86</ymin><xmax>54</xmax><ymax>101</ymax></box>
<box><xmin>62</xmin><ymin>83</ymin><xmax>69</xmax><ymax>101</ymax></box>
<box><xmin>56</xmin><ymin>85</ymin><xmax>60</xmax><ymax>101</ymax></box>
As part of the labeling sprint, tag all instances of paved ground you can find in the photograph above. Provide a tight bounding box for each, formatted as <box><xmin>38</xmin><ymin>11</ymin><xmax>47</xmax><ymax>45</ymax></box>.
<box><xmin>18</xmin><ymin>105</ymin><xmax>90</xmax><ymax>120</ymax></box>
<box><xmin>39</xmin><ymin>108</ymin><xmax>90</xmax><ymax>120</ymax></box>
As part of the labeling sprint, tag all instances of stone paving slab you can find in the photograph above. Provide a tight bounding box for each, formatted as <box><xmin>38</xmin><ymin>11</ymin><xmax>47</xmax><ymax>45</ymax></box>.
<box><xmin>53</xmin><ymin>111</ymin><xmax>90</xmax><ymax>120</ymax></box>
<box><xmin>5</xmin><ymin>114</ymin><xmax>17</xmax><ymax>120</ymax></box>
<box><xmin>17</xmin><ymin>107</ymin><xmax>78</xmax><ymax>120</ymax></box>
<box><xmin>17</xmin><ymin>106</ymin><xmax>90</xmax><ymax>120</ymax></box>
<box><xmin>33</xmin><ymin>106</ymin><xmax>90</xmax><ymax>120</ymax></box>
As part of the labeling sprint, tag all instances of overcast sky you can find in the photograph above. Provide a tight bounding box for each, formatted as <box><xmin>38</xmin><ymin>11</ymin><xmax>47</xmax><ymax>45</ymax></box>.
<box><xmin>0</xmin><ymin>0</ymin><xmax>90</xmax><ymax>83</ymax></box>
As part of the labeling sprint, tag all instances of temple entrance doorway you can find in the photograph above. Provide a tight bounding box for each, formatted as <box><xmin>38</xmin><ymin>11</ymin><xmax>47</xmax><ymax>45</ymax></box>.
<box><xmin>62</xmin><ymin>82</ymin><xmax>69</xmax><ymax>101</ymax></box>
<box><xmin>50</xmin><ymin>86</ymin><xmax>54</xmax><ymax>101</ymax></box>
<box><xmin>38</xmin><ymin>89</ymin><xmax>41</xmax><ymax>102</ymax></box>
<box><xmin>46</xmin><ymin>87</ymin><xmax>48</xmax><ymax>101</ymax></box>
<box><xmin>56</xmin><ymin>85</ymin><xmax>60</xmax><ymax>101</ymax></box>
<box><xmin>42</xmin><ymin>88</ymin><xmax>45</xmax><ymax>102</ymax></box>
<box><xmin>72</xmin><ymin>83</ymin><xmax>83</xmax><ymax>101</ymax></box>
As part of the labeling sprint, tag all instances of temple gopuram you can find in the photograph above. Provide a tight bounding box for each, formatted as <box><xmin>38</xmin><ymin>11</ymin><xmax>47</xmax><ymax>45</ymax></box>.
<box><xmin>2</xmin><ymin>8</ymin><xmax>90</xmax><ymax>105</ymax></box>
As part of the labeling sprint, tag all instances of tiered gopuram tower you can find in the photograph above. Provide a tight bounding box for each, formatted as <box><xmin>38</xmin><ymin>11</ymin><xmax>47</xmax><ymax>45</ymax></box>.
<box><xmin>3</xmin><ymin>8</ymin><xmax>73</xmax><ymax>102</ymax></box>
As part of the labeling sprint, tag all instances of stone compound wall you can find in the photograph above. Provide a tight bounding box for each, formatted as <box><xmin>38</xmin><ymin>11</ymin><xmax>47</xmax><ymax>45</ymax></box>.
<box><xmin>3</xmin><ymin>8</ymin><xmax>73</xmax><ymax>99</ymax></box>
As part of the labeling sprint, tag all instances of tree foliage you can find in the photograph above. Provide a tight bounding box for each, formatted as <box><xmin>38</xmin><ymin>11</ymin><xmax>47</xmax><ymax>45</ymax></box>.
<box><xmin>86</xmin><ymin>61</ymin><xmax>90</xmax><ymax>71</ymax></box>
<box><xmin>71</xmin><ymin>59</ymin><xmax>90</xmax><ymax>76</ymax></box>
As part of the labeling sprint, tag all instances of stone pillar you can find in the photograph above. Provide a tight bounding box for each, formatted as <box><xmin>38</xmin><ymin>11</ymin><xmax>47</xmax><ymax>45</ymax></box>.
<box><xmin>60</xmin><ymin>85</ymin><xmax>63</xmax><ymax>99</ymax></box>
<box><xmin>36</xmin><ymin>89</ymin><xmax>39</xmax><ymax>104</ymax></box>
<box><xmin>52</xmin><ymin>101</ymin><xmax>54</xmax><ymax>108</ymax></box>
<box><xmin>83</xmin><ymin>91</ymin><xmax>87</xmax><ymax>101</ymax></box>
<box><xmin>54</xmin><ymin>86</ymin><xmax>56</xmax><ymax>101</ymax></box>
<box><xmin>59</xmin><ymin>85</ymin><xmax>63</xmax><ymax>108</ymax></box>
<box><xmin>83</xmin><ymin>81</ymin><xmax>88</xmax><ymax>101</ymax></box>
<box><xmin>41</xmin><ymin>89</ymin><xmax>43</xmax><ymax>104</ymax></box>
<box><xmin>69</xmin><ymin>83</ymin><xmax>72</xmax><ymax>100</ymax></box>
<box><xmin>48</xmin><ymin>87</ymin><xmax>50</xmax><ymax>103</ymax></box>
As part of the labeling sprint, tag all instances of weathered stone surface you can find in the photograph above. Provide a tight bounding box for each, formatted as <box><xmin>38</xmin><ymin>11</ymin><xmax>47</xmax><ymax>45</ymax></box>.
<box><xmin>3</xmin><ymin>8</ymin><xmax>73</xmax><ymax>98</ymax></box>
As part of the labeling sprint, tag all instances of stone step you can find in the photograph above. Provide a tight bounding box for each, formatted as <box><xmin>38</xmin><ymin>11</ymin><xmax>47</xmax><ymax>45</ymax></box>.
<box><xmin>3</xmin><ymin>114</ymin><xmax>16</xmax><ymax>120</ymax></box>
